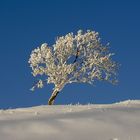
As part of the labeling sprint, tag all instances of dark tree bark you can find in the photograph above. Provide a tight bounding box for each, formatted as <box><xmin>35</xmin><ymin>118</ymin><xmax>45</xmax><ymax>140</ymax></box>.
<box><xmin>73</xmin><ymin>48</ymin><xmax>79</xmax><ymax>63</ymax></box>
<box><xmin>48</xmin><ymin>90</ymin><xmax>59</xmax><ymax>105</ymax></box>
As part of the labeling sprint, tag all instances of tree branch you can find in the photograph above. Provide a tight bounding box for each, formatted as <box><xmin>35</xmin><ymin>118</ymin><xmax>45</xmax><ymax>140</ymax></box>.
<box><xmin>73</xmin><ymin>48</ymin><xmax>79</xmax><ymax>63</ymax></box>
<box><xmin>31</xmin><ymin>79</ymin><xmax>47</xmax><ymax>91</ymax></box>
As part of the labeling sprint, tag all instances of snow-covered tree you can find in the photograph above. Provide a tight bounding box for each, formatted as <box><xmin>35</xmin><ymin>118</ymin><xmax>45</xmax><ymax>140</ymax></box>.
<box><xmin>29</xmin><ymin>30</ymin><xmax>118</xmax><ymax>105</ymax></box>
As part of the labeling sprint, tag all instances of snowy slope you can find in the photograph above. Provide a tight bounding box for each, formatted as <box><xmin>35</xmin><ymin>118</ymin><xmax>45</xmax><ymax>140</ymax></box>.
<box><xmin>0</xmin><ymin>100</ymin><xmax>140</xmax><ymax>140</ymax></box>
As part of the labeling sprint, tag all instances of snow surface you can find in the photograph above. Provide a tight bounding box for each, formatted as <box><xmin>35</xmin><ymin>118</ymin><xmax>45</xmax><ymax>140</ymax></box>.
<box><xmin>0</xmin><ymin>100</ymin><xmax>140</xmax><ymax>140</ymax></box>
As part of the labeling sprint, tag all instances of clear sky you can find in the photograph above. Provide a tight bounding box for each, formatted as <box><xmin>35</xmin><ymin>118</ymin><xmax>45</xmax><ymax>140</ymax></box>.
<box><xmin>0</xmin><ymin>0</ymin><xmax>140</xmax><ymax>109</ymax></box>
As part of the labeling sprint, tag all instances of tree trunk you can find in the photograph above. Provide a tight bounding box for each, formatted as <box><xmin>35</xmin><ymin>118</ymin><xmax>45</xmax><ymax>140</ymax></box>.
<box><xmin>48</xmin><ymin>89</ymin><xmax>59</xmax><ymax>105</ymax></box>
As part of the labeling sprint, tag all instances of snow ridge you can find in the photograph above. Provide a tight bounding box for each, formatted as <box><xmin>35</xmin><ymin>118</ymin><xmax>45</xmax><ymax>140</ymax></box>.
<box><xmin>0</xmin><ymin>100</ymin><xmax>140</xmax><ymax>140</ymax></box>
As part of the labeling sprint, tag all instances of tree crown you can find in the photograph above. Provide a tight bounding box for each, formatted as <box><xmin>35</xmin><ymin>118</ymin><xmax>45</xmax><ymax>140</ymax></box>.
<box><xmin>29</xmin><ymin>30</ymin><xmax>118</xmax><ymax>91</ymax></box>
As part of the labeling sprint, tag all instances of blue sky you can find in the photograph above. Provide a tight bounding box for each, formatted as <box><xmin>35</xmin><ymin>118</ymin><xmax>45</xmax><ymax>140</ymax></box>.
<box><xmin>0</xmin><ymin>0</ymin><xmax>140</xmax><ymax>109</ymax></box>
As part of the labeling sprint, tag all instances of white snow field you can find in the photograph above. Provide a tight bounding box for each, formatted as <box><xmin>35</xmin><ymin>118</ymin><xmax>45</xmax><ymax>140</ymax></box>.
<box><xmin>0</xmin><ymin>100</ymin><xmax>140</xmax><ymax>140</ymax></box>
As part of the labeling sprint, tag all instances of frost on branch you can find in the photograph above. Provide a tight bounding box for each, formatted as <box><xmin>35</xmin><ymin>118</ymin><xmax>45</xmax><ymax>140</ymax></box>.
<box><xmin>29</xmin><ymin>30</ymin><xmax>119</xmax><ymax>104</ymax></box>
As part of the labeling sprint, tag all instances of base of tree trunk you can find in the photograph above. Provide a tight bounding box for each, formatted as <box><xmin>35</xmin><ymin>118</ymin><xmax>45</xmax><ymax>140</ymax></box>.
<box><xmin>48</xmin><ymin>90</ymin><xmax>59</xmax><ymax>105</ymax></box>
